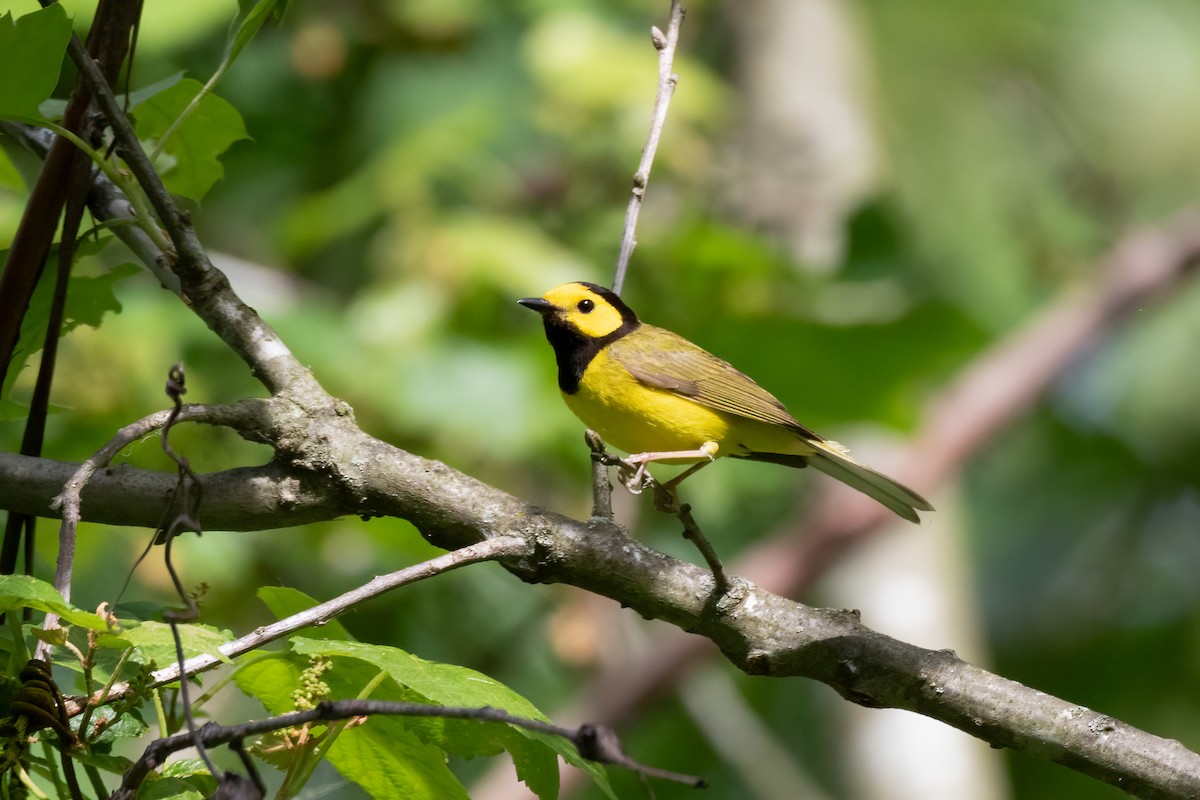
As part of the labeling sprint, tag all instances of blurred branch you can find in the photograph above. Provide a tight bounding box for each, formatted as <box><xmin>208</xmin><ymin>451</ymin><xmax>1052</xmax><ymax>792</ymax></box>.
<box><xmin>612</xmin><ymin>0</ymin><xmax>684</xmax><ymax>295</ymax></box>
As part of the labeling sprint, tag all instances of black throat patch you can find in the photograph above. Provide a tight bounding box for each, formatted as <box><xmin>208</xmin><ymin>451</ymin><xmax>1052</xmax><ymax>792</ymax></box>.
<box><xmin>541</xmin><ymin>287</ymin><xmax>640</xmax><ymax>394</ymax></box>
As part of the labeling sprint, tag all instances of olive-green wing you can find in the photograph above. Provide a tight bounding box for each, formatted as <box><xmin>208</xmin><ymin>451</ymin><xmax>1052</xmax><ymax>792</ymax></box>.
<box><xmin>608</xmin><ymin>324</ymin><xmax>822</xmax><ymax>441</ymax></box>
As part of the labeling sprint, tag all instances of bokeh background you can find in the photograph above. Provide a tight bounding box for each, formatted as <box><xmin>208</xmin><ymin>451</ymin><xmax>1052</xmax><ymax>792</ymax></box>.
<box><xmin>3</xmin><ymin>0</ymin><xmax>1200</xmax><ymax>798</ymax></box>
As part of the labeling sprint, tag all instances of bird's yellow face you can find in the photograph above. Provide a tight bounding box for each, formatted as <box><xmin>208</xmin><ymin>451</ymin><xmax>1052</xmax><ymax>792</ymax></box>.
<box><xmin>535</xmin><ymin>282</ymin><xmax>629</xmax><ymax>339</ymax></box>
<box><xmin>519</xmin><ymin>281</ymin><xmax>641</xmax><ymax>393</ymax></box>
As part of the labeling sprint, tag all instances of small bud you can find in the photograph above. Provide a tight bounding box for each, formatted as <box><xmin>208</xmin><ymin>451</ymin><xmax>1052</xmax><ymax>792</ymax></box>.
<box><xmin>651</xmin><ymin>25</ymin><xmax>667</xmax><ymax>51</ymax></box>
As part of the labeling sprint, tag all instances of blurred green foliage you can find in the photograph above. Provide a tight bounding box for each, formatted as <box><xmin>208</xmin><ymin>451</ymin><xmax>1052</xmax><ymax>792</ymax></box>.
<box><xmin>2</xmin><ymin>0</ymin><xmax>1200</xmax><ymax>797</ymax></box>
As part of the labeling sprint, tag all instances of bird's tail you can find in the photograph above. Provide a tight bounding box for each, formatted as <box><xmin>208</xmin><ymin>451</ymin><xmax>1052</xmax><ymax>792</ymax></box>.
<box><xmin>805</xmin><ymin>440</ymin><xmax>932</xmax><ymax>523</ymax></box>
<box><xmin>746</xmin><ymin>440</ymin><xmax>932</xmax><ymax>522</ymax></box>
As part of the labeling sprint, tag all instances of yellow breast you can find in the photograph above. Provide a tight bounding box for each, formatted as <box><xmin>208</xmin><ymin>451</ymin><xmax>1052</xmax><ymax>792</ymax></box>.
<box><xmin>563</xmin><ymin>348</ymin><xmax>734</xmax><ymax>459</ymax></box>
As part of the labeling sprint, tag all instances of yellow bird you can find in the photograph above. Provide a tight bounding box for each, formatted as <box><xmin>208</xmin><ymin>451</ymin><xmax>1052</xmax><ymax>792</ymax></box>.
<box><xmin>519</xmin><ymin>281</ymin><xmax>932</xmax><ymax>523</ymax></box>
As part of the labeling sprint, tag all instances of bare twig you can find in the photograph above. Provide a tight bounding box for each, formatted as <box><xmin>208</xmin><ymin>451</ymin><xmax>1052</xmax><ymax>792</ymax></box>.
<box><xmin>111</xmin><ymin>699</ymin><xmax>705</xmax><ymax>799</ymax></box>
<box><xmin>586</xmin><ymin>435</ymin><xmax>728</xmax><ymax>587</ymax></box>
<box><xmin>669</xmin><ymin>502</ymin><xmax>728</xmax><ymax>591</ymax></box>
<box><xmin>46</xmin><ymin>401</ymin><xmax>255</xmax><ymax>605</ymax></box>
<box><xmin>612</xmin><ymin>0</ymin><xmax>685</xmax><ymax>295</ymax></box>
<box><xmin>585</xmin><ymin>430</ymin><xmax>615</xmax><ymax>520</ymax></box>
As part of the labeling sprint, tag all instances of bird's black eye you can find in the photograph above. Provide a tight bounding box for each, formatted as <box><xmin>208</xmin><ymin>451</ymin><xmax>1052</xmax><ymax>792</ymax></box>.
<box><xmin>577</xmin><ymin>299</ymin><xmax>595</xmax><ymax>314</ymax></box>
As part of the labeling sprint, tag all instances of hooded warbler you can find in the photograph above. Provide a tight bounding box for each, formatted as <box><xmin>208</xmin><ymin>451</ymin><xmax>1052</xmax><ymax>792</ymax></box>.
<box><xmin>519</xmin><ymin>281</ymin><xmax>933</xmax><ymax>523</ymax></box>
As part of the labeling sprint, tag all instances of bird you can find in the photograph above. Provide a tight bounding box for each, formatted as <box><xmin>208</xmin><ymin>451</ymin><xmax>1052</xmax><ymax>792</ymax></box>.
<box><xmin>518</xmin><ymin>281</ymin><xmax>933</xmax><ymax>523</ymax></box>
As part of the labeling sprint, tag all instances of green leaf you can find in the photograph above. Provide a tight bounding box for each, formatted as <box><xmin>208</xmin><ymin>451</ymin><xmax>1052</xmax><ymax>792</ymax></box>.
<box><xmin>0</xmin><ymin>575</ymin><xmax>110</xmax><ymax>629</ymax></box>
<box><xmin>257</xmin><ymin>586</ymin><xmax>354</xmax><ymax>641</ymax></box>
<box><xmin>159</xmin><ymin>758</ymin><xmax>219</xmax><ymax>780</ymax></box>
<box><xmin>126</xmin><ymin>72</ymin><xmax>187</xmax><ymax>108</ymax></box>
<box><xmin>133</xmin><ymin>78</ymin><xmax>248</xmax><ymax>199</ymax></box>
<box><xmin>234</xmin><ymin>653</ymin><xmax>470</xmax><ymax>799</ymax></box>
<box><xmin>116</xmin><ymin>620</ymin><xmax>233</xmax><ymax>669</ymax></box>
<box><xmin>238</xmin><ymin>0</ymin><xmax>287</xmax><ymax>19</ymax></box>
<box><xmin>0</xmin><ymin>4</ymin><xmax>72</xmax><ymax>119</ymax></box>
<box><xmin>328</xmin><ymin>717</ymin><xmax>471</xmax><ymax>800</ymax></box>
<box><xmin>67</xmin><ymin>748</ymin><xmax>135</xmax><ymax>774</ymax></box>
<box><xmin>294</xmin><ymin>638</ymin><xmax>542</xmax><ymax>717</ymax></box>
<box><xmin>292</xmin><ymin>638</ymin><xmax>615</xmax><ymax>799</ymax></box>
<box><xmin>233</xmin><ymin>653</ymin><xmax>301</xmax><ymax>713</ymax></box>
<box><xmin>1</xmin><ymin>251</ymin><xmax>138</xmax><ymax>417</ymax></box>
<box><xmin>226</xmin><ymin>0</ymin><xmax>284</xmax><ymax>68</ymax></box>
<box><xmin>137</xmin><ymin>772</ymin><xmax>214</xmax><ymax>800</ymax></box>
<box><xmin>78</xmin><ymin>706</ymin><xmax>149</xmax><ymax>745</ymax></box>
<box><xmin>64</xmin><ymin>261</ymin><xmax>140</xmax><ymax>331</ymax></box>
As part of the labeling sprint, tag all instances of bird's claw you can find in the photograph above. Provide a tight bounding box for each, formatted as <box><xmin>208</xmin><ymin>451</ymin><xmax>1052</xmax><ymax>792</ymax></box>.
<box><xmin>619</xmin><ymin>461</ymin><xmax>654</xmax><ymax>494</ymax></box>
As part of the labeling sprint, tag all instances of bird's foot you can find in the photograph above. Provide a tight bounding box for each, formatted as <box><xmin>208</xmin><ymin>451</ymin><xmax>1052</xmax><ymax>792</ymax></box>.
<box><xmin>618</xmin><ymin>442</ymin><xmax>719</xmax><ymax>494</ymax></box>
<box><xmin>618</xmin><ymin>460</ymin><xmax>654</xmax><ymax>494</ymax></box>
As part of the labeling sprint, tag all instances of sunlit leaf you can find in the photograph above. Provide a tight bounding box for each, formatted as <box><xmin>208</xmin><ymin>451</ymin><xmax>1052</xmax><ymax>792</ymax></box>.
<box><xmin>257</xmin><ymin>585</ymin><xmax>354</xmax><ymax>641</ymax></box>
<box><xmin>117</xmin><ymin>620</ymin><xmax>233</xmax><ymax>669</ymax></box>
<box><xmin>0</xmin><ymin>574</ymin><xmax>109</xmax><ymax>629</ymax></box>
<box><xmin>0</xmin><ymin>4</ymin><xmax>71</xmax><ymax>119</ymax></box>
<box><xmin>234</xmin><ymin>652</ymin><xmax>302</xmax><ymax>713</ymax></box>
<box><xmin>133</xmin><ymin>78</ymin><xmax>248</xmax><ymax>199</ymax></box>
<box><xmin>293</xmin><ymin>638</ymin><xmax>615</xmax><ymax>799</ymax></box>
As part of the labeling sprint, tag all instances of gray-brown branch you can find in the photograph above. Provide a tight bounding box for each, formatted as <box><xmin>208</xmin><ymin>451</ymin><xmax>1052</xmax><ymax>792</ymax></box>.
<box><xmin>4</xmin><ymin>402</ymin><xmax>1200</xmax><ymax>797</ymax></box>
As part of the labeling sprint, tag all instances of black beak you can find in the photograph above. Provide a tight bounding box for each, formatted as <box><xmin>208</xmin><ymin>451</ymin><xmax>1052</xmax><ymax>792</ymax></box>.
<box><xmin>518</xmin><ymin>297</ymin><xmax>556</xmax><ymax>315</ymax></box>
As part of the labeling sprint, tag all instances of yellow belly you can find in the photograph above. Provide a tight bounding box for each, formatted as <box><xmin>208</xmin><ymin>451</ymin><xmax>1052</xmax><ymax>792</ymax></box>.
<box><xmin>564</xmin><ymin>349</ymin><xmax>810</xmax><ymax>461</ymax></box>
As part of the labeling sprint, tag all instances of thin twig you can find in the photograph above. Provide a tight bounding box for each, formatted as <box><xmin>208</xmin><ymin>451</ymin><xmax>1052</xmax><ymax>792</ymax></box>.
<box><xmin>111</xmin><ymin>699</ymin><xmax>706</xmax><ymax>799</ymax></box>
<box><xmin>672</xmin><ymin>503</ymin><xmax>728</xmax><ymax>591</ymax></box>
<box><xmin>72</xmin><ymin>536</ymin><xmax>530</xmax><ymax>713</ymax></box>
<box><xmin>156</xmin><ymin>369</ymin><xmax>214</xmax><ymax>782</ymax></box>
<box><xmin>612</xmin><ymin>0</ymin><xmax>685</xmax><ymax>295</ymax></box>
<box><xmin>167</xmin><ymin>619</ymin><xmax>219</xmax><ymax>780</ymax></box>
<box><xmin>46</xmin><ymin>403</ymin><xmax>250</xmax><ymax>601</ymax></box>
<box><xmin>34</xmin><ymin>400</ymin><xmax>255</xmax><ymax>662</ymax></box>
<box><xmin>585</xmin><ymin>430</ymin><xmax>615</xmax><ymax>520</ymax></box>
<box><xmin>587</xmin><ymin>436</ymin><xmax>728</xmax><ymax>589</ymax></box>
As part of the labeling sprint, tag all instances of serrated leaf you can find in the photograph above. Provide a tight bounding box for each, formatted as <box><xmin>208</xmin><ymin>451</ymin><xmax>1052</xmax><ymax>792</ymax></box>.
<box><xmin>292</xmin><ymin>638</ymin><xmax>614</xmax><ymax>799</ymax></box>
<box><xmin>117</xmin><ymin>620</ymin><xmax>232</xmax><ymax>669</ymax></box>
<box><xmin>0</xmin><ymin>575</ymin><xmax>110</xmax><ymax>630</ymax></box>
<box><xmin>257</xmin><ymin>586</ymin><xmax>354</xmax><ymax>641</ymax></box>
<box><xmin>159</xmin><ymin>758</ymin><xmax>217</xmax><ymax>780</ymax></box>
<box><xmin>30</xmin><ymin>626</ymin><xmax>68</xmax><ymax>646</ymax></box>
<box><xmin>293</xmin><ymin>639</ymin><xmax>543</xmax><ymax>715</ymax></box>
<box><xmin>234</xmin><ymin>653</ymin><xmax>469</xmax><ymax>799</ymax></box>
<box><xmin>0</xmin><ymin>5</ymin><xmax>72</xmax><ymax>119</ymax></box>
<box><xmin>78</xmin><ymin>706</ymin><xmax>149</xmax><ymax>745</ymax></box>
<box><xmin>137</xmin><ymin>773</ymin><xmax>214</xmax><ymax>800</ymax></box>
<box><xmin>329</xmin><ymin>717</ymin><xmax>471</xmax><ymax>800</ymax></box>
<box><xmin>133</xmin><ymin>78</ymin><xmax>248</xmax><ymax>199</ymax></box>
